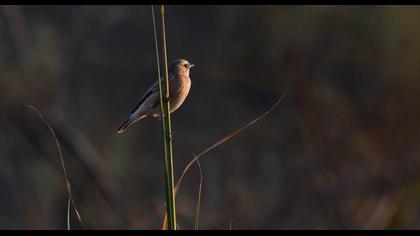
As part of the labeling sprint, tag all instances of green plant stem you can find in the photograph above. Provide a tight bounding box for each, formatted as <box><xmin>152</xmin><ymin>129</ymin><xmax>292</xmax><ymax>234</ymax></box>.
<box><xmin>156</xmin><ymin>5</ymin><xmax>177</xmax><ymax>230</ymax></box>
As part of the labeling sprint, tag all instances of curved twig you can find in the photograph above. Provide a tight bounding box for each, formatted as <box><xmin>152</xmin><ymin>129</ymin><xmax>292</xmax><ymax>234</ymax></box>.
<box><xmin>26</xmin><ymin>105</ymin><xmax>85</xmax><ymax>230</ymax></box>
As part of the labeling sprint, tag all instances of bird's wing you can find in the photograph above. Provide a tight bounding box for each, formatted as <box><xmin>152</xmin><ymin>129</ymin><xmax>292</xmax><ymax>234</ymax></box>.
<box><xmin>130</xmin><ymin>80</ymin><xmax>161</xmax><ymax>113</ymax></box>
<box><xmin>130</xmin><ymin>74</ymin><xmax>177</xmax><ymax>113</ymax></box>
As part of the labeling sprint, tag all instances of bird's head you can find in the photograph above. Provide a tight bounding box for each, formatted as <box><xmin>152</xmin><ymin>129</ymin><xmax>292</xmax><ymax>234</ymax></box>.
<box><xmin>169</xmin><ymin>59</ymin><xmax>195</xmax><ymax>76</ymax></box>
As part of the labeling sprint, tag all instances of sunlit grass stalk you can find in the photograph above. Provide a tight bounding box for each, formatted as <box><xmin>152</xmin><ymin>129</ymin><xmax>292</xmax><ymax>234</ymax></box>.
<box><xmin>26</xmin><ymin>105</ymin><xmax>84</xmax><ymax>230</ymax></box>
<box><xmin>163</xmin><ymin>93</ymin><xmax>287</xmax><ymax>229</ymax></box>
<box><xmin>194</xmin><ymin>159</ymin><xmax>203</xmax><ymax>230</ymax></box>
<box><xmin>151</xmin><ymin>5</ymin><xmax>177</xmax><ymax>230</ymax></box>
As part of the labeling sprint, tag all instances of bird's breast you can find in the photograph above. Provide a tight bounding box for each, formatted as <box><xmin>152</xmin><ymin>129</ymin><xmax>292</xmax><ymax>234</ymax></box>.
<box><xmin>170</xmin><ymin>76</ymin><xmax>191</xmax><ymax>112</ymax></box>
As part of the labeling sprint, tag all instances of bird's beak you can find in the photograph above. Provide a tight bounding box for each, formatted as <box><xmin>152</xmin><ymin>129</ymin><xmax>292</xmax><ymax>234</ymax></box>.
<box><xmin>189</xmin><ymin>64</ymin><xmax>195</xmax><ymax>69</ymax></box>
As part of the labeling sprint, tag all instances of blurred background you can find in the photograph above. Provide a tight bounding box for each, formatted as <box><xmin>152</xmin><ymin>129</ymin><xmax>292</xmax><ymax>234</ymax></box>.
<box><xmin>1</xmin><ymin>5</ymin><xmax>420</xmax><ymax>229</ymax></box>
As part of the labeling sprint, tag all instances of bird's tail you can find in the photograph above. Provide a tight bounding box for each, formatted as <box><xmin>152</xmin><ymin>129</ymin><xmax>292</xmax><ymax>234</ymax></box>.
<box><xmin>117</xmin><ymin>115</ymin><xmax>147</xmax><ymax>134</ymax></box>
<box><xmin>117</xmin><ymin>119</ymin><xmax>132</xmax><ymax>134</ymax></box>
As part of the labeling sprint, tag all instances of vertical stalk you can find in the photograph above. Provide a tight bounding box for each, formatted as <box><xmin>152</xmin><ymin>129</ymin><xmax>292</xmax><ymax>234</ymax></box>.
<box><xmin>152</xmin><ymin>5</ymin><xmax>177</xmax><ymax>230</ymax></box>
<box><xmin>160</xmin><ymin>5</ymin><xmax>176</xmax><ymax>230</ymax></box>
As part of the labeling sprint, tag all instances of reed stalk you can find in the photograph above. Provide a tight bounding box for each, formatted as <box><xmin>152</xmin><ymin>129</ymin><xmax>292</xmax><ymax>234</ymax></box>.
<box><xmin>151</xmin><ymin>5</ymin><xmax>177</xmax><ymax>230</ymax></box>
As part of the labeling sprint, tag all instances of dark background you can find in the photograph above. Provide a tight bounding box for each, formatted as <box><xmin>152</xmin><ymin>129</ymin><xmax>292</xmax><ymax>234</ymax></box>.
<box><xmin>1</xmin><ymin>5</ymin><xmax>420</xmax><ymax>229</ymax></box>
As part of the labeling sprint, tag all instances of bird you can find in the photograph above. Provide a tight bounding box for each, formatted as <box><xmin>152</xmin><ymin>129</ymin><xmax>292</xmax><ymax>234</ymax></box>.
<box><xmin>117</xmin><ymin>59</ymin><xmax>194</xmax><ymax>134</ymax></box>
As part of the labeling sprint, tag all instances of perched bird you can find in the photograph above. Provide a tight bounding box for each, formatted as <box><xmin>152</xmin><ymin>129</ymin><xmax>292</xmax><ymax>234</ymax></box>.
<box><xmin>117</xmin><ymin>59</ymin><xmax>194</xmax><ymax>134</ymax></box>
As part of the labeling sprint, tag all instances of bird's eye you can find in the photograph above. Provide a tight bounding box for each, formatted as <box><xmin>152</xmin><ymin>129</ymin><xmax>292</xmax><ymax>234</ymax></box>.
<box><xmin>184</xmin><ymin>64</ymin><xmax>189</xmax><ymax>68</ymax></box>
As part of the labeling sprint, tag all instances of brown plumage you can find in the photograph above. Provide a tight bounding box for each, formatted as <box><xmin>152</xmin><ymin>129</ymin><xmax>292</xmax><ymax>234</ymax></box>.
<box><xmin>117</xmin><ymin>59</ymin><xmax>194</xmax><ymax>134</ymax></box>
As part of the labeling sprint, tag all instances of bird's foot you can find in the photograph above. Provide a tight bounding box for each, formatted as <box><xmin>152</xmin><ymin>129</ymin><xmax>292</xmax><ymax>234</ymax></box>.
<box><xmin>167</xmin><ymin>135</ymin><xmax>173</xmax><ymax>142</ymax></box>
